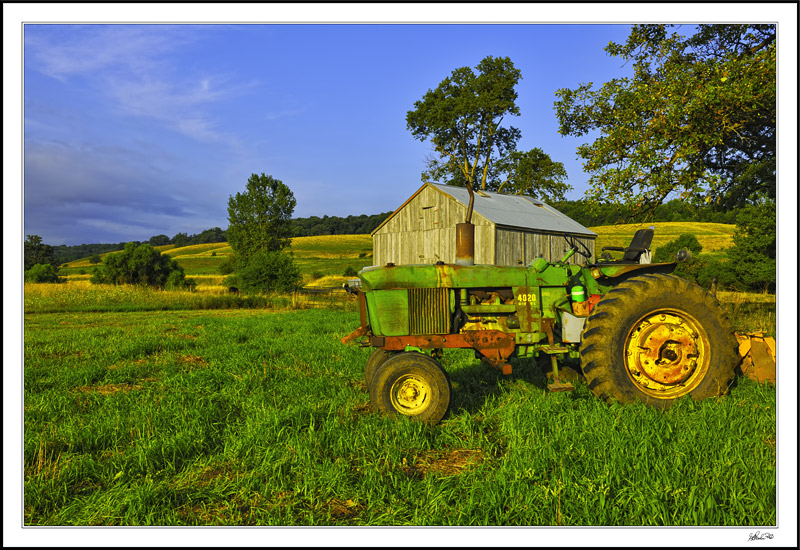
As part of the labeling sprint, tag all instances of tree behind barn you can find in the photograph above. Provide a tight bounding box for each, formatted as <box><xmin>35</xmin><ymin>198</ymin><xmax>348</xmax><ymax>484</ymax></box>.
<box><xmin>406</xmin><ymin>55</ymin><xmax>571</xmax><ymax>203</ymax></box>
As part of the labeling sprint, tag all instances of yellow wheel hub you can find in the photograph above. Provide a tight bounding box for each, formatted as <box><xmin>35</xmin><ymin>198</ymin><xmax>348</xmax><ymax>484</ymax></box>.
<box><xmin>624</xmin><ymin>310</ymin><xmax>709</xmax><ymax>399</ymax></box>
<box><xmin>390</xmin><ymin>374</ymin><xmax>432</xmax><ymax>415</ymax></box>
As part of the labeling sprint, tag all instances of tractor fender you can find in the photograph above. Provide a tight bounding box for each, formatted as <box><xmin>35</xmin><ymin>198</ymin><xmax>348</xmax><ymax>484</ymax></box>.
<box><xmin>589</xmin><ymin>262</ymin><xmax>676</xmax><ymax>283</ymax></box>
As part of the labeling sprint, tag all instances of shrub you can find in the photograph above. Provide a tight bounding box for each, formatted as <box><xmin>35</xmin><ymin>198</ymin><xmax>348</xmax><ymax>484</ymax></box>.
<box><xmin>165</xmin><ymin>270</ymin><xmax>197</xmax><ymax>292</ymax></box>
<box><xmin>653</xmin><ymin>233</ymin><xmax>703</xmax><ymax>263</ymax></box>
<box><xmin>310</xmin><ymin>271</ymin><xmax>324</xmax><ymax>281</ymax></box>
<box><xmin>90</xmin><ymin>242</ymin><xmax>185</xmax><ymax>288</ymax></box>
<box><xmin>218</xmin><ymin>255</ymin><xmax>236</xmax><ymax>275</ymax></box>
<box><xmin>24</xmin><ymin>263</ymin><xmax>62</xmax><ymax>283</ymax></box>
<box><xmin>726</xmin><ymin>203</ymin><xmax>776</xmax><ymax>292</ymax></box>
<box><xmin>89</xmin><ymin>254</ymin><xmax>102</xmax><ymax>264</ymax></box>
<box><xmin>343</xmin><ymin>266</ymin><xmax>358</xmax><ymax>277</ymax></box>
<box><xmin>235</xmin><ymin>251</ymin><xmax>301</xmax><ymax>293</ymax></box>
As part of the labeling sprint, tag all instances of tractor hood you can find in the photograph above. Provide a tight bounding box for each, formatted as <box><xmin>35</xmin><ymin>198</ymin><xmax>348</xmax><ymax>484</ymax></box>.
<box><xmin>359</xmin><ymin>263</ymin><xmax>532</xmax><ymax>291</ymax></box>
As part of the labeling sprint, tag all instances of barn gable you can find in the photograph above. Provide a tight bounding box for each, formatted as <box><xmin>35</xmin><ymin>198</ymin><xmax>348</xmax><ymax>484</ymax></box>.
<box><xmin>371</xmin><ymin>183</ymin><xmax>596</xmax><ymax>266</ymax></box>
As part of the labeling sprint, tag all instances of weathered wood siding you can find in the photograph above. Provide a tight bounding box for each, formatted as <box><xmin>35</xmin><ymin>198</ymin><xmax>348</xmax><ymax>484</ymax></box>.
<box><xmin>373</xmin><ymin>185</ymin><xmax>494</xmax><ymax>265</ymax></box>
<box><xmin>495</xmin><ymin>228</ymin><xmax>596</xmax><ymax>266</ymax></box>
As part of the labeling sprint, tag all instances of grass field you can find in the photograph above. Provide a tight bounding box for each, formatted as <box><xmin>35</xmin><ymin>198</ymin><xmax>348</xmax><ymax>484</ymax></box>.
<box><xmin>23</xmin><ymin>306</ymin><xmax>776</xmax><ymax>527</ymax></box>
<box><xmin>589</xmin><ymin>221</ymin><xmax>735</xmax><ymax>255</ymax></box>
<box><xmin>23</xmin><ymin>228</ymin><xmax>779</xmax><ymax>529</ymax></box>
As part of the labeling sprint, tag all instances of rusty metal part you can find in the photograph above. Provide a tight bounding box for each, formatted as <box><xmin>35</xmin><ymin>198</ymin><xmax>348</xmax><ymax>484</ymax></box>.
<box><xmin>341</xmin><ymin>325</ymin><xmax>368</xmax><ymax>345</ymax></box>
<box><xmin>547</xmin><ymin>354</ymin><xmax>575</xmax><ymax>392</ymax></box>
<box><xmin>358</xmin><ymin>292</ymin><xmax>367</xmax><ymax>328</ymax></box>
<box><xmin>341</xmin><ymin>292</ymin><xmax>370</xmax><ymax>345</ymax></box>
<box><xmin>542</xmin><ymin>318</ymin><xmax>555</xmax><ymax>346</ymax></box>
<box><xmin>455</xmin><ymin>222</ymin><xmax>475</xmax><ymax>266</ymax></box>
<box><xmin>624</xmin><ymin>310</ymin><xmax>710</xmax><ymax>398</ymax></box>
<box><xmin>379</xmin><ymin>330</ymin><xmax>516</xmax><ymax>370</ymax></box>
<box><xmin>736</xmin><ymin>332</ymin><xmax>776</xmax><ymax>384</ymax></box>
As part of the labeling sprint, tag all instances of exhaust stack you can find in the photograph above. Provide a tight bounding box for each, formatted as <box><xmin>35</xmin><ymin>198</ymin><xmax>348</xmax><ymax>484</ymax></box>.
<box><xmin>455</xmin><ymin>222</ymin><xmax>475</xmax><ymax>266</ymax></box>
<box><xmin>455</xmin><ymin>182</ymin><xmax>477</xmax><ymax>266</ymax></box>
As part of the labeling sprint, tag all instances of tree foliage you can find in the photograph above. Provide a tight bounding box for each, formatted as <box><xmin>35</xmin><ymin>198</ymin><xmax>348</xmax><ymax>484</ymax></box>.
<box><xmin>653</xmin><ymin>234</ymin><xmax>703</xmax><ymax>263</ymax></box>
<box><xmin>148</xmin><ymin>234</ymin><xmax>171</xmax><ymax>246</ymax></box>
<box><xmin>407</xmin><ymin>56</ymin><xmax>571</xmax><ymax>208</ymax></box>
<box><xmin>226</xmin><ymin>173</ymin><xmax>300</xmax><ymax>293</ymax></box>
<box><xmin>25</xmin><ymin>263</ymin><xmax>62</xmax><ymax>283</ymax></box>
<box><xmin>226</xmin><ymin>251</ymin><xmax>301</xmax><ymax>293</ymax></box>
<box><xmin>725</xmin><ymin>203</ymin><xmax>776</xmax><ymax>291</ymax></box>
<box><xmin>90</xmin><ymin>242</ymin><xmax>193</xmax><ymax>289</ymax></box>
<box><xmin>25</xmin><ymin>234</ymin><xmax>59</xmax><ymax>271</ymax></box>
<box><xmin>555</xmin><ymin>24</ymin><xmax>776</xmax><ymax>217</ymax></box>
<box><xmin>227</xmin><ymin>173</ymin><xmax>296</xmax><ymax>265</ymax></box>
<box><xmin>292</xmin><ymin>212</ymin><xmax>393</xmax><ymax>237</ymax></box>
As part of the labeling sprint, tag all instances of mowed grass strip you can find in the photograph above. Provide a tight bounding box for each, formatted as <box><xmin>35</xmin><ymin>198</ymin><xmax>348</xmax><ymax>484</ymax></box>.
<box><xmin>24</xmin><ymin>307</ymin><xmax>776</xmax><ymax>526</ymax></box>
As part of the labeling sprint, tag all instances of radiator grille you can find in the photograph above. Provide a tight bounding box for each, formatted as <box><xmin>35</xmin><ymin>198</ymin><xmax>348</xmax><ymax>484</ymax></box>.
<box><xmin>409</xmin><ymin>288</ymin><xmax>450</xmax><ymax>335</ymax></box>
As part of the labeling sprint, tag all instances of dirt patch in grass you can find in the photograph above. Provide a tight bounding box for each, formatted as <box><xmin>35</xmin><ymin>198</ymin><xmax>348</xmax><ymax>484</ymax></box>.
<box><xmin>74</xmin><ymin>383</ymin><xmax>143</xmax><ymax>395</ymax></box>
<box><xmin>324</xmin><ymin>498</ymin><xmax>363</xmax><ymax>521</ymax></box>
<box><xmin>401</xmin><ymin>448</ymin><xmax>484</xmax><ymax>478</ymax></box>
<box><xmin>177</xmin><ymin>354</ymin><xmax>208</xmax><ymax>367</ymax></box>
<box><xmin>351</xmin><ymin>401</ymin><xmax>372</xmax><ymax>417</ymax></box>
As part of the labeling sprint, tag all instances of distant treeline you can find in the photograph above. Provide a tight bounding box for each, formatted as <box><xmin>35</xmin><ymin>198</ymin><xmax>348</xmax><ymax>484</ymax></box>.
<box><xmin>291</xmin><ymin>212</ymin><xmax>394</xmax><ymax>237</ymax></box>
<box><xmin>50</xmin><ymin>200</ymin><xmax>738</xmax><ymax>264</ymax></box>
<box><xmin>551</xmin><ymin>198</ymin><xmax>740</xmax><ymax>227</ymax></box>
<box><xmin>52</xmin><ymin>227</ymin><xmax>228</xmax><ymax>264</ymax></box>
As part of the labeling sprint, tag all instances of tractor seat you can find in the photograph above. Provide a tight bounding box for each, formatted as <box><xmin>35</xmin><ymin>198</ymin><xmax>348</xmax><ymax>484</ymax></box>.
<box><xmin>596</xmin><ymin>226</ymin><xmax>655</xmax><ymax>264</ymax></box>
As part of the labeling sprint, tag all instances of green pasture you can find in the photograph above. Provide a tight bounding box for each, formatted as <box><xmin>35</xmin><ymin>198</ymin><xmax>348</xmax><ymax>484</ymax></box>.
<box><xmin>24</xmin><ymin>306</ymin><xmax>776</xmax><ymax>526</ymax></box>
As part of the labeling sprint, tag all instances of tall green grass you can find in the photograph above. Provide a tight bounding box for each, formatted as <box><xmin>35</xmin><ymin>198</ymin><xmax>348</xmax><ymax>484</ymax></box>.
<box><xmin>24</xmin><ymin>281</ymin><xmax>357</xmax><ymax>314</ymax></box>
<box><xmin>24</xmin><ymin>307</ymin><xmax>776</xmax><ymax>526</ymax></box>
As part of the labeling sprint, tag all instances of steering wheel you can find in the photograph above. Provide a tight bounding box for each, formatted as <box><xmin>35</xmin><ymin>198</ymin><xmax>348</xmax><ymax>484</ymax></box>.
<box><xmin>566</xmin><ymin>235</ymin><xmax>592</xmax><ymax>260</ymax></box>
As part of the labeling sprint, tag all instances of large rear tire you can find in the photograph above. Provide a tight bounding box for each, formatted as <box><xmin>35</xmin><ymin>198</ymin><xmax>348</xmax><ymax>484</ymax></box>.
<box><xmin>369</xmin><ymin>351</ymin><xmax>451</xmax><ymax>424</ymax></box>
<box><xmin>580</xmin><ymin>274</ymin><xmax>738</xmax><ymax>408</ymax></box>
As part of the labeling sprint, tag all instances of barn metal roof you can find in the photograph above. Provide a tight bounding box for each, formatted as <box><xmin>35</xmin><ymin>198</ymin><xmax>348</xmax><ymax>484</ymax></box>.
<box><xmin>427</xmin><ymin>183</ymin><xmax>596</xmax><ymax>237</ymax></box>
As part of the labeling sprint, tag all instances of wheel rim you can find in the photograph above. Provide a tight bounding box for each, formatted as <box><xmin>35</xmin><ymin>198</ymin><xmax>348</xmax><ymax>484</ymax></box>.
<box><xmin>389</xmin><ymin>374</ymin><xmax>432</xmax><ymax>416</ymax></box>
<box><xmin>624</xmin><ymin>309</ymin><xmax>710</xmax><ymax>399</ymax></box>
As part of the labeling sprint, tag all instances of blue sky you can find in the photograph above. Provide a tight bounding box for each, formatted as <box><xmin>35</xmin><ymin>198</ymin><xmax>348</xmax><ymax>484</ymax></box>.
<box><xmin>21</xmin><ymin>22</ymin><xmax>645</xmax><ymax>245</ymax></box>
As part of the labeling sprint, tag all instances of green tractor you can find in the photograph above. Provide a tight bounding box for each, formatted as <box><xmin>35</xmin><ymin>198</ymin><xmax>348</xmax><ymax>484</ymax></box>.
<box><xmin>342</xmin><ymin>225</ymin><xmax>738</xmax><ymax>424</ymax></box>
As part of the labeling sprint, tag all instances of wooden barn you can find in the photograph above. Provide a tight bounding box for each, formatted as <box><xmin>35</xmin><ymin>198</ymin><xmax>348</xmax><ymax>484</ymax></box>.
<box><xmin>371</xmin><ymin>183</ymin><xmax>596</xmax><ymax>266</ymax></box>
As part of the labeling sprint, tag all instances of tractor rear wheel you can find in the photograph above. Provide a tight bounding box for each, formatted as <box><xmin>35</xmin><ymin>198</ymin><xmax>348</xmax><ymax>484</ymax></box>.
<box><xmin>364</xmin><ymin>348</ymin><xmax>395</xmax><ymax>388</ymax></box>
<box><xmin>580</xmin><ymin>273</ymin><xmax>738</xmax><ymax>408</ymax></box>
<box><xmin>370</xmin><ymin>351</ymin><xmax>451</xmax><ymax>424</ymax></box>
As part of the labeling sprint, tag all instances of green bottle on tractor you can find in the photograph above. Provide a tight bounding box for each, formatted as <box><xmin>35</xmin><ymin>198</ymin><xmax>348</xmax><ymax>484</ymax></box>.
<box><xmin>342</xmin><ymin>222</ymin><xmax>738</xmax><ymax>424</ymax></box>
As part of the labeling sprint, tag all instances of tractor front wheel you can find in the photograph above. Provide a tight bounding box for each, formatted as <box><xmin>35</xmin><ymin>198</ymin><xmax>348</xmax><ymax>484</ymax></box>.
<box><xmin>580</xmin><ymin>273</ymin><xmax>738</xmax><ymax>408</ymax></box>
<box><xmin>364</xmin><ymin>348</ymin><xmax>395</xmax><ymax>388</ymax></box>
<box><xmin>369</xmin><ymin>352</ymin><xmax>451</xmax><ymax>424</ymax></box>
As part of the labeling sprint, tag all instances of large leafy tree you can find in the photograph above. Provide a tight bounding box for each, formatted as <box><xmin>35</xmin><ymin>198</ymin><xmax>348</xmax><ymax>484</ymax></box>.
<box><xmin>406</xmin><ymin>56</ymin><xmax>571</xmax><ymax>221</ymax></box>
<box><xmin>226</xmin><ymin>173</ymin><xmax>300</xmax><ymax>293</ymax></box>
<box><xmin>555</xmin><ymin>24</ymin><xmax>775</xmax><ymax>217</ymax></box>
<box><xmin>226</xmin><ymin>173</ymin><xmax>296</xmax><ymax>265</ymax></box>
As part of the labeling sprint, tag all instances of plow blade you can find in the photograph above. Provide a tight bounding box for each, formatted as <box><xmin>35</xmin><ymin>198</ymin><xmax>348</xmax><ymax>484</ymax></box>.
<box><xmin>735</xmin><ymin>332</ymin><xmax>776</xmax><ymax>384</ymax></box>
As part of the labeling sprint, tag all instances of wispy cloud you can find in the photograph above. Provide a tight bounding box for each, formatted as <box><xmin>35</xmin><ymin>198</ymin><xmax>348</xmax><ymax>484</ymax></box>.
<box><xmin>25</xmin><ymin>25</ymin><xmax>253</xmax><ymax>146</ymax></box>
